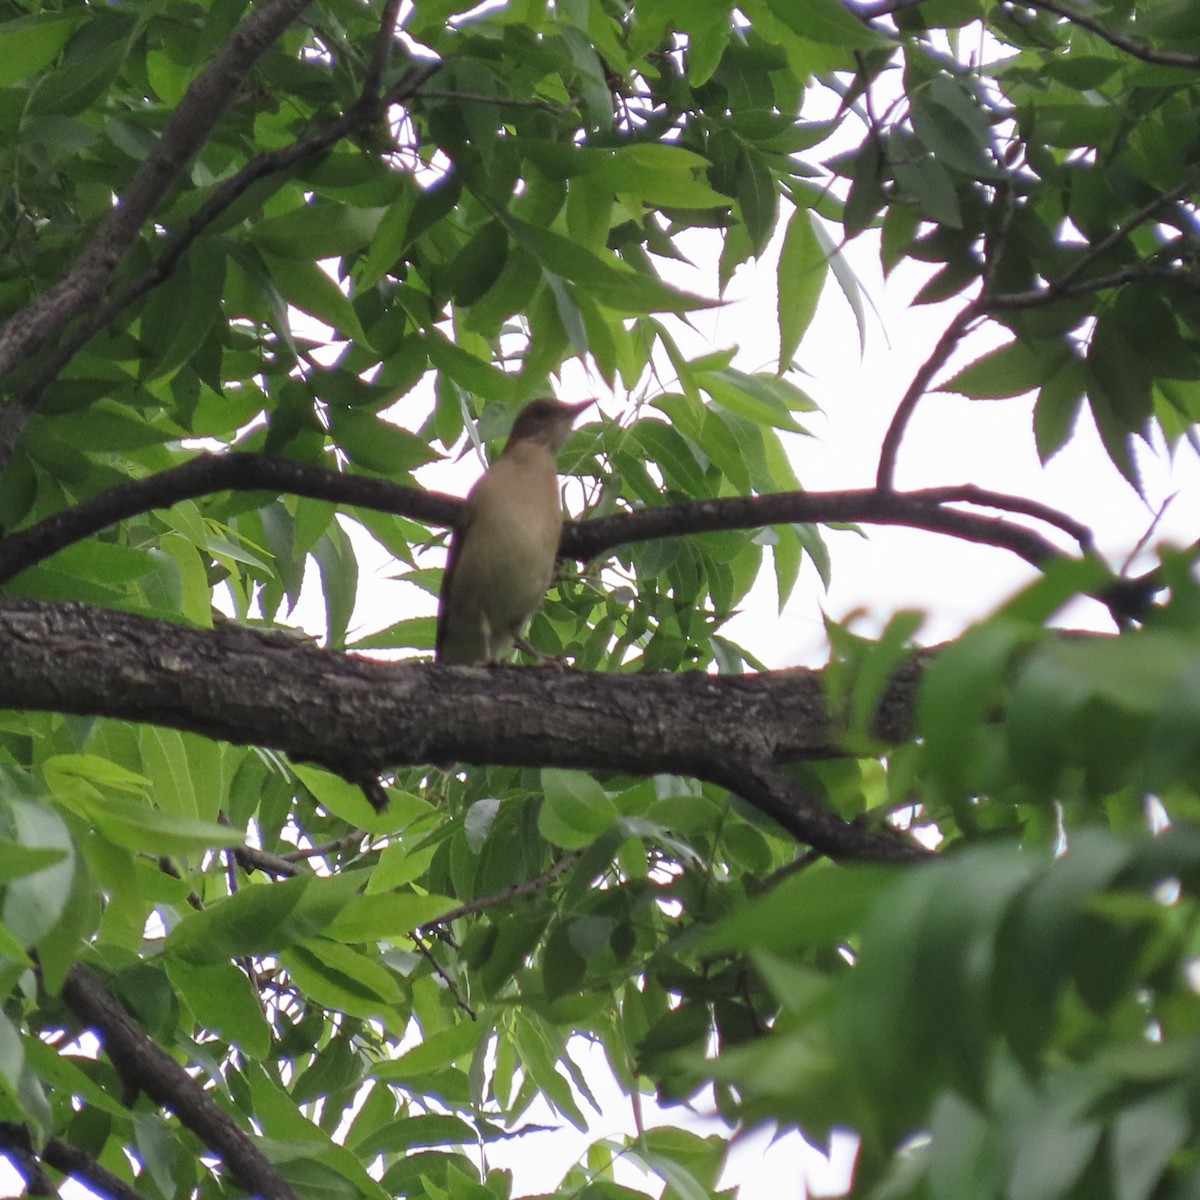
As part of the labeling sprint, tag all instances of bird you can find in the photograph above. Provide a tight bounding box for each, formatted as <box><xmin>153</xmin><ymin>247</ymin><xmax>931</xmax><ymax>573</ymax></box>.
<box><xmin>435</xmin><ymin>398</ymin><xmax>593</xmax><ymax>665</ymax></box>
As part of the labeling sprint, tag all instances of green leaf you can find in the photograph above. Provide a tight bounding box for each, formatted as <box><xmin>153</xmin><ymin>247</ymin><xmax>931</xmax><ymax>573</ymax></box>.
<box><xmin>327</xmin><ymin>408</ymin><xmax>442</xmax><ymax>475</ymax></box>
<box><xmin>372</xmin><ymin>1020</ymin><xmax>480</xmax><ymax>1080</ymax></box>
<box><xmin>28</xmin><ymin>34</ymin><xmax>127</xmax><ymax>115</ymax></box>
<box><xmin>0</xmin><ymin>15</ymin><xmax>78</xmax><ymax>85</ymax></box>
<box><xmin>313</xmin><ymin>521</ymin><xmax>358</xmax><ymax>650</ymax></box>
<box><xmin>167</xmin><ymin>872</ymin><xmax>361</xmax><ymax>964</ymax></box>
<box><xmin>1</xmin><ymin>799</ymin><xmax>74</xmax><ymax>947</ymax></box>
<box><xmin>281</xmin><ymin>939</ymin><xmax>404</xmax><ymax>1018</ymax></box>
<box><xmin>249</xmin><ymin>201</ymin><xmax>385</xmax><ymax>260</ymax></box>
<box><xmin>168</xmin><ymin>959</ymin><xmax>272</xmax><ymax>1057</ymax></box>
<box><xmin>507</xmin><ymin>218</ymin><xmax>713</xmax><ymax>315</ymax></box>
<box><xmin>68</xmin><ymin>793</ymin><xmax>241</xmax><ymax>857</ymax></box>
<box><xmin>261</xmin><ymin>253</ymin><xmax>373</xmax><ymax>349</ymax></box>
<box><xmin>324</xmin><ymin>892</ymin><xmax>457</xmax><ymax>942</ymax></box>
<box><xmin>945</xmin><ymin>338</ymin><xmax>1073</xmax><ymax>400</ymax></box>
<box><xmin>762</xmin><ymin>0</ymin><xmax>890</xmax><ymax>48</ymax></box>
<box><xmin>910</xmin><ymin>77</ymin><xmax>1001</xmax><ymax>179</ymax></box>
<box><xmin>735</xmin><ymin>143</ymin><xmax>778</xmax><ymax>256</ymax></box>
<box><xmin>538</xmin><ymin>769</ymin><xmax>619</xmax><ymax>850</ymax></box>
<box><xmin>704</xmin><ymin>862</ymin><xmax>897</xmax><ymax>952</ymax></box>
<box><xmin>777</xmin><ymin>206</ymin><xmax>827</xmax><ymax>367</ymax></box>
<box><xmin>140</xmin><ymin>241</ymin><xmax>227</xmax><ymax>382</ymax></box>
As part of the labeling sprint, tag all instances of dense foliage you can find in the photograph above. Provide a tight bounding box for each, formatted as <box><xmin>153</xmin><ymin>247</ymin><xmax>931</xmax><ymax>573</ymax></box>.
<box><xmin>1</xmin><ymin>0</ymin><xmax>1199</xmax><ymax>1197</ymax></box>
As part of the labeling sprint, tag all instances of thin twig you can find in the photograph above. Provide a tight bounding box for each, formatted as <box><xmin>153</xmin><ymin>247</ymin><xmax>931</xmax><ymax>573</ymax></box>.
<box><xmin>418</xmin><ymin>854</ymin><xmax>582</xmax><ymax>929</ymax></box>
<box><xmin>1015</xmin><ymin>0</ymin><xmax>1200</xmax><ymax>69</ymax></box>
<box><xmin>910</xmin><ymin>483</ymin><xmax>1094</xmax><ymax>550</ymax></box>
<box><xmin>411</xmin><ymin>932</ymin><xmax>476</xmax><ymax>1019</ymax></box>
<box><xmin>1120</xmin><ymin>493</ymin><xmax>1177</xmax><ymax>577</ymax></box>
<box><xmin>880</xmin><ymin>302</ymin><xmax>983</xmax><ymax>490</ymax></box>
<box><xmin>281</xmin><ymin>830</ymin><xmax>368</xmax><ymax>862</ymax></box>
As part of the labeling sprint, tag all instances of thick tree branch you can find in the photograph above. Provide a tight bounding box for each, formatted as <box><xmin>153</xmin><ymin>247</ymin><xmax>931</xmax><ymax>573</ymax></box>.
<box><xmin>59</xmin><ymin>965</ymin><xmax>298</xmax><ymax>1200</ymax></box>
<box><xmin>0</xmin><ymin>0</ymin><xmax>316</xmax><ymax>388</ymax></box>
<box><xmin>0</xmin><ymin>599</ymin><xmax>925</xmax><ymax>862</ymax></box>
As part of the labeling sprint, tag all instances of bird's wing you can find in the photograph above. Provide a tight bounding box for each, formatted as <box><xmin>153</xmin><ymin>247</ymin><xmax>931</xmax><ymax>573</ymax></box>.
<box><xmin>435</xmin><ymin>498</ymin><xmax>474</xmax><ymax>662</ymax></box>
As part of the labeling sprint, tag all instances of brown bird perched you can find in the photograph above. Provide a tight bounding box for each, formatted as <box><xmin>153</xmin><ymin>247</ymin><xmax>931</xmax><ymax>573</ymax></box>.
<box><xmin>435</xmin><ymin>398</ymin><xmax>592</xmax><ymax>665</ymax></box>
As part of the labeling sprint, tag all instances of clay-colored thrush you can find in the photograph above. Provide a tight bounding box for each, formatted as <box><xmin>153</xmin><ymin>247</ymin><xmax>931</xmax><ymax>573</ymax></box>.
<box><xmin>435</xmin><ymin>398</ymin><xmax>592</xmax><ymax>664</ymax></box>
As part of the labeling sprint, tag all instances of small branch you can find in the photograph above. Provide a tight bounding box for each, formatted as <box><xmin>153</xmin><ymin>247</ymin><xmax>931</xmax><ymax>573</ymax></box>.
<box><xmin>0</xmin><ymin>1125</ymin><xmax>56</xmax><ymax>1196</ymax></box>
<box><xmin>282</xmin><ymin>830</ymin><xmax>367</xmax><ymax>862</ymax></box>
<box><xmin>1014</xmin><ymin>0</ymin><xmax>1200</xmax><ymax>70</ymax></box>
<box><xmin>709</xmin><ymin>758</ymin><xmax>930</xmax><ymax>863</ymax></box>
<box><xmin>0</xmin><ymin>451</ymin><xmax>458</xmax><ymax>584</ymax></box>
<box><xmin>562</xmin><ymin>484</ymin><xmax>1073</xmax><ymax>572</ymax></box>
<box><xmin>1063</xmin><ymin>180</ymin><xmax>1200</xmax><ymax>289</ymax></box>
<box><xmin>418</xmin><ymin>853</ymin><xmax>583</xmax><ymax>929</ymax></box>
<box><xmin>876</xmin><ymin>302</ymin><xmax>983</xmax><ymax>490</ymax></box>
<box><xmin>0</xmin><ymin>451</ymin><xmax>1088</xmax><ymax>585</ymax></box>
<box><xmin>59</xmin><ymin>965</ymin><xmax>299</xmax><ymax>1200</ymax></box>
<box><xmin>986</xmin><ymin>263</ymin><xmax>1200</xmax><ymax>311</ymax></box>
<box><xmin>363</xmin><ymin>0</ymin><xmax>407</xmax><ymax>98</ymax></box>
<box><xmin>911</xmin><ymin>483</ymin><xmax>1094</xmax><ymax>551</ymax></box>
<box><xmin>0</xmin><ymin>1122</ymin><xmax>151</xmax><ymax>1200</ymax></box>
<box><xmin>411</xmin><ymin>933</ymin><xmax>476</xmax><ymax>1019</ymax></box>
<box><xmin>234</xmin><ymin>845</ymin><xmax>300</xmax><ymax>877</ymax></box>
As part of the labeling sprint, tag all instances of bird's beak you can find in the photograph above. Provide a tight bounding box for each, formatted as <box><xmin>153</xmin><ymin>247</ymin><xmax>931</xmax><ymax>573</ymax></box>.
<box><xmin>568</xmin><ymin>399</ymin><xmax>596</xmax><ymax>418</ymax></box>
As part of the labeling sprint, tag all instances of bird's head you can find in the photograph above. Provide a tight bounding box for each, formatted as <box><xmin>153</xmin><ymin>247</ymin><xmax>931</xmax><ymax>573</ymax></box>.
<box><xmin>503</xmin><ymin>398</ymin><xmax>593</xmax><ymax>454</ymax></box>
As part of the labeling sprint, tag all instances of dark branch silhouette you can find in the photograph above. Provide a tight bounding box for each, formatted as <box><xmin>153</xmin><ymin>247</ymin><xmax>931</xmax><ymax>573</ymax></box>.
<box><xmin>0</xmin><ymin>450</ymin><xmax>1096</xmax><ymax>588</ymax></box>
<box><xmin>59</xmin><ymin>965</ymin><xmax>298</xmax><ymax>1200</ymax></box>
<box><xmin>1012</xmin><ymin>0</ymin><xmax>1200</xmax><ymax>69</ymax></box>
<box><xmin>0</xmin><ymin>1122</ymin><xmax>148</xmax><ymax>1200</ymax></box>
